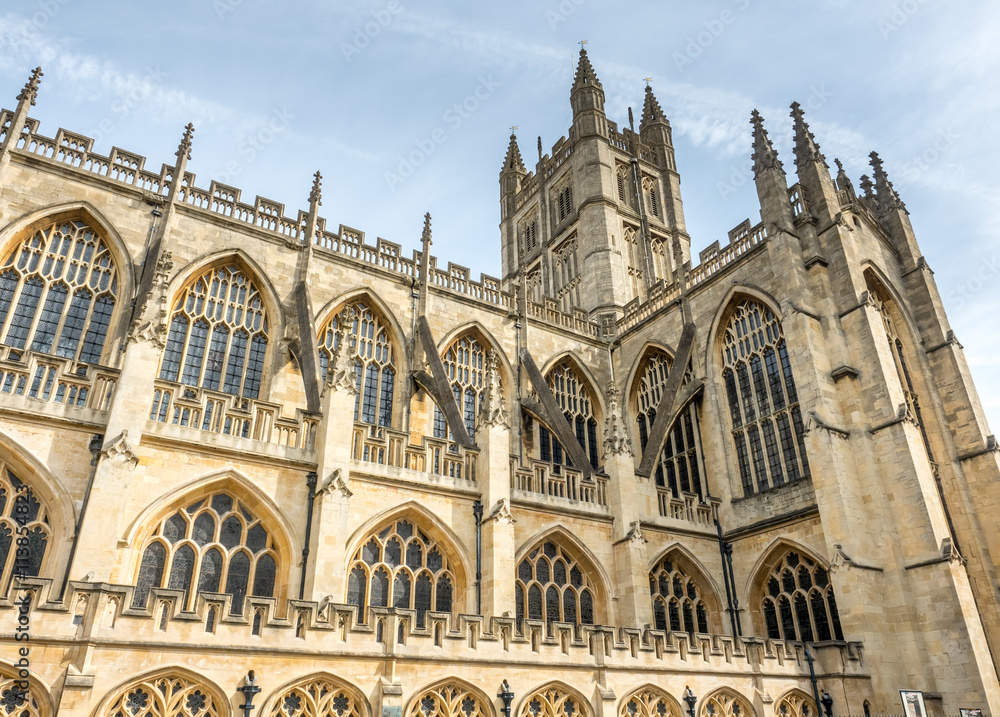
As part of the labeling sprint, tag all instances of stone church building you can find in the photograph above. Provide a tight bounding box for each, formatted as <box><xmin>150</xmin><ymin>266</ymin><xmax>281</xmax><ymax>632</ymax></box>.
<box><xmin>0</xmin><ymin>50</ymin><xmax>998</xmax><ymax>716</ymax></box>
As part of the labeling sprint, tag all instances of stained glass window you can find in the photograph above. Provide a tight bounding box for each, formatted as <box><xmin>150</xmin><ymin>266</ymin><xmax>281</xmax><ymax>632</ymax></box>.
<box><xmin>760</xmin><ymin>551</ymin><xmax>844</xmax><ymax>642</ymax></box>
<box><xmin>0</xmin><ymin>468</ymin><xmax>50</xmax><ymax>590</ymax></box>
<box><xmin>649</xmin><ymin>553</ymin><xmax>711</xmax><ymax>635</ymax></box>
<box><xmin>434</xmin><ymin>335</ymin><xmax>485</xmax><ymax>440</ymax></box>
<box><xmin>515</xmin><ymin>540</ymin><xmax>597</xmax><ymax>629</ymax></box>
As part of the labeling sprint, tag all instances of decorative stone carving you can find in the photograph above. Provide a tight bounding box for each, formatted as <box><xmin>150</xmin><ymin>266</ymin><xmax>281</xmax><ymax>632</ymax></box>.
<box><xmin>327</xmin><ymin>306</ymin><xmax>359</xmax><ymax>394</ymax></box>
<box><xmin>101</xmin><ymin>430</ymin><xmax>139</xmax><ymax>468</ymax></box>
<box><xmin>478</xmin><ymin>350</ymin><xmax>509</xmax><ymax>429</ymax></box>
<box><xmin>128</xmin><ymin>251</ymin><xmax>173</xmax><ymax>348</ymax></box>
<box><xmin>625</xmin><ymin>520</ymin><xmax>646</xmax><ymax>546</ymax></box>
<box><xmin>602</xmin><ymin>383</ymin><xmax>633</xmax><ymax>457</ymax></box>
<box><xmin>489</xmin><ymin>498</ymin><xmax>515</xmax><ymax>525</ymax></box>
<box><xmin>316</xmin><ymin>468</ymin><xmax>352</xmax><ymax>498</ymax></box>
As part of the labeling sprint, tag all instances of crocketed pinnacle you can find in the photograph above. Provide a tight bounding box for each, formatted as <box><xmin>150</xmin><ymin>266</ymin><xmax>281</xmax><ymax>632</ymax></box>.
<box><xmin>501</xmin><ymin>133</ymin><xmax>525</xmax><ymax>174</ymax></box>
<box><xmin>751</xmin><ymin>110</ymin><xmax>783</xmax><ymax>178</ymax></box>
<box><xmin>572</xmin><ymin>47</ymin><xmax>602</xmax><ymax>91</ymax></box>
<box><xmin>640</xmin><ymin>84</ymin><xmax>667</xmax><ymax>130</ymax></box>
<box><xmin>869</xmin><ymin>151</ymin><xmax>906</xmax><ymax>211</ymax></box>
<box><xmin>309</xmin><ymin>171</ymin><xmax>322</xmax><ymax>207</ymax></box>
<box><xmin>421</xmin><ymin>212</ymin><xmax>432</xmax><ymax>247</ymax></box>
<box><xmin>16</xmin><ymin>67</ymin><xmax>43</xmax><ymax>107</ymax></box>
<box><xmin>176</xmin><ymin>123</ymin><xmax>195</xmax><ymax>162</ymax></box>
<box><xmin>834</xmin><ymin>159</ymin><xmax>856</xmax><ymax>199</ymax></box>
<box><xmin>790</xmin><ymin>101</ymin><xmax>827</xmax><ymax>168</ymax></box>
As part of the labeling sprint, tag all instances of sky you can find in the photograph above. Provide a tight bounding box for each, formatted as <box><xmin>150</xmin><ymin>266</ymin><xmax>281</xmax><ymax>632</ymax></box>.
<box><xmin>0</xmin><ymin>0</ymin><xmax>998</xmax><ymax>432</ymax></box>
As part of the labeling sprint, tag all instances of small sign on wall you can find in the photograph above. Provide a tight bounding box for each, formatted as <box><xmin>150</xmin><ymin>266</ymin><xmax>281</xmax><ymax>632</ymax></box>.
<box><xmin>900</xmin><ymin>691</ymin><xmax>927</xmax><ymax>717</ymax></box>
<box><xmin>959</xmin><ymin>709</ymin><xmax>984</xmax><ymax>717</ymax></box>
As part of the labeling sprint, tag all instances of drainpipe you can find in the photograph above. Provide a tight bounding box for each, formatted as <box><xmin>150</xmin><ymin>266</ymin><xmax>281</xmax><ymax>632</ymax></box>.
<box><xmin>804</xmin><ymin>644</ymin><xmax>824</xmax><ymax>713</ymax></box>
<box><xmin>714</xmin><ymin>519</ymin><xmax>739</xmax><ymax>637</ymax></box>
<box><xmin>299</xmin><ymin>471</ymin><xmax>317</xmax><ymax>600</ymax></box>
<box><xmin>56</xmin><ymin>433</ymin><xmax>104</xmax><ymax>601</ymax></box>
<box><xmin>473</xmin><ymin>500</ymin><xmax>483</xmax><ymax>615</ymax></box>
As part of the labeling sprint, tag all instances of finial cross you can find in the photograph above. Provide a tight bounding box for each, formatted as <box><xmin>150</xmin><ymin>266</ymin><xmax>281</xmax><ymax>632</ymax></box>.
<box><xmin>578</xmin><ymin>39</ymin><xmax>588</xmax><ymax>49</ymax></box>
<box><xmin>644</xmin><ymin>77</ymin><xmax>653</xmax><ymax>86</ymax></box>
<box><xmin>510</xmin><ymin>125</ymin><xmax>518</xmax><ymax>135</ymax></box>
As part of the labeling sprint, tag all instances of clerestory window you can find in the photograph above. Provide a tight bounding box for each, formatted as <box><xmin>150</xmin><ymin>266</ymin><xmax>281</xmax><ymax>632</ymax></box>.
<box><xmin>515</xmin><ymin>540</ymin><xmax>596</xmax><ymax>630</ymax></box>
<box><xmin>433</xmin><ymin>334</ymin><xmax>485</xmax><ymax>440</ymax></box>
<box><xmin>761</xmin><ymin>551</ymin><xmax>844</xmax><ymax>643</ymax></box>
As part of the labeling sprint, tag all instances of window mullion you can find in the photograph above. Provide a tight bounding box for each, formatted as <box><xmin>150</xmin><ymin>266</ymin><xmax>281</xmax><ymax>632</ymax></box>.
<box><xmin>70</xmin><ymin>290</ymin><xmax>100</xmax><ymax>362</ymax></box>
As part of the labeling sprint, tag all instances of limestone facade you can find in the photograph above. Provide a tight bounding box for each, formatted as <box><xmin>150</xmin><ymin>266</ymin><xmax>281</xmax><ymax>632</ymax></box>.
<box><xmin>0</xmin><ymin>55</ymin><xmax>998</xmax><ymax>717</ymax></box>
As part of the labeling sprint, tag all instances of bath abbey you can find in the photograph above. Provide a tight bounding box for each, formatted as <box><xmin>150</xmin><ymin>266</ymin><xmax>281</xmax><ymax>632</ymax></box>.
<box><xmin>0</xmin><ymin>49</ymin><xmax>998</xmax><ymax>717</ymax></box>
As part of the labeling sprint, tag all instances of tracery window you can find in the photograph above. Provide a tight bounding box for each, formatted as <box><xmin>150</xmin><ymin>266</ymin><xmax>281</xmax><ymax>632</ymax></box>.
<box><xmin>635</xmin><ymin>351</ymin><xmax>708</xmax><ymax>500</ymax></box>
<box><xmin>721</xmin><ymin>299</ymin><xmax>809</xmax><ymax>496</ymax></box>
<box><xmin>347</xmin><ymin>519</ymin><xmax>455</xmax><ymax>626</ymax></box>
<box><xmin>0</xmin><ymin>673</ymin><xmax>46</xmax><ymax>717</ymax></box>
<box><xmin>158</xmin><ymin>265</ymin><xmax>268</xmax><ymax>399</ymax></box>
<box><xmin>100</xmin><ymin>674</ymin><xmax>222</xmax><ymax>717</ymax></box>
<box><xmin>267</xmin><ymin>678</ymin><xmax>364</xmax><ymax>717</ymax></box>
<box><xmin>775</xmin><ymin>692</ymin><xmax>817</xmax><ymax>717</ymax></box>
<box><xmin>619</xmin><ymin>689</ymin><xmax>680</xmax><ymax>717</ymax></box>
<box><xmin>544</xmin><ymin>361</ymin><xmax>600</xmax><ymax>469</ymax></box>
<box><xmin>700</xmin><ymin>691</ymin><xmax>753</xmax><ymax>717</ymax></box>
<box><xmin>0</xmin><ymin>218</ymin><xmax>118</xmax><ymax>364</ymax></box>
<box><xmin>552</xmin><ymin>238</ymin><xmax>581</xmax><ymax>313</ymax></box>
<box><xmin>407</xmin><ymin>683</ymin><xmax>490</xmax><ymax>717</ymax></box>
<box><xmin>132</xmin><ymin>492</ymin><xmax>278</xmax><ymax>616</ymax></box>
<box><xmin>554</xmin><ymin>184</ymin><xmax>573</xmax><ymax>223</ymax></box>
<box><xmin>433</xmin><ymin>334</ymin><xmax>485</xmax><ymax>440</ymax></box>
<box><xmin>318</xmin><ymin>302</ymin><xmax>395</xmax><ymax>427</ymax></box>
<box><xmin>516</xmin><ymin>540</ymin><xmax>596</xmax><ymax>628</ymax></box>
<box><xmin>761</xmin><ymin>551</ymin><xmax>844</xmax><ymax>643</ymax></box>
<box><xmin>623</xmin><ymin>226</ymin><xmax>643</xmax><ymax>302</ymax></box>
<box><xmin>0</xmin><ymin>468</ymin><xmax>50</xmax><ymax>590</ymax></box>
<box><xmin>521</xmin><ymin>218</ymin><xmax>539</xmax><ymax>255</ymax></box>
<box><xmin>642</xmin><ymin>177</ymin><xmax>660</xmax><ymax>218</ymax></box>
<box><xmin>616</xmin><ymin>164</ymin><xmax>635</xmax><ymax>208</ymax></box>
<box><xmin>518</xmin><ymin>687</ymin><xmax>582</xmax><ymax>717</ymax></box>
<box><xmin>649</xmin><ymin>553</ymin><xmax>710</xmax><ymax>635</ymax></box>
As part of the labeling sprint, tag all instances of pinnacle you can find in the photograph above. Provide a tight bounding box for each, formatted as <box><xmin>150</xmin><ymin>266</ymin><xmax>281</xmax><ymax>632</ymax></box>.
<box><xmin>640</xmin><ymin>84</ymin><xmax>667</xmax><ymax>130</ymax></box>
<box><xmin>834</xmin><ymin>158</ymin><xmax>856</xmax><ymax>198</ymax></box>
<box><xmin>501</xmin><ymin>133</ymin><xmax>525</xmax><ymax>174</ymax></box>
<box><xmin>751</xmin><ymin>110</ymin><xmax>783</xmax><ymax>178</ymax></box>
<box><xmin>790</xmin><ymin>101</ymin><xmax>827</xmax><ymax>168</ymax></box>
<box><xmin>421</xmin><ymin>212</ymin><xmax>432</xmax><ymax>247</ymax></box>
<box><xmin>309</xmin><ymin>170</ymin><xmax>323</xmax><ymax>207</ymax></box>
<box><xmin>16</xmin><ymin>67</ymin><xmax>43</xmax><ymax>107</ymax></box>
<box><xmin>176</xmin><ymin>122</ymin><xmax>195</xmax><ymax>162</ymax></box>
<box><xmin>869</xmin><ymin>151</ymin><xmax>905</xmax><ymax>211</ymax></box>
<box><xmin>572</xmin><ymin>47</ymin><xmax>602</xmax><ymax>91</ymax></box>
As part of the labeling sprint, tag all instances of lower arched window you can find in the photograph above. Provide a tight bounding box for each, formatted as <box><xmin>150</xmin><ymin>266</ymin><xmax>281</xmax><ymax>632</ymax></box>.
<box><xmin>0</xmin><ymin>468</ymin><xmax>50</xmax><ymax>590</ymax></box>
<box><xmin>267</xmin><ymin>677</ymin><xmax>365</xmax><ymax>717</ymax></box>
<box><xmin>519</xmin><ymin>686</ymin><xmax>584</xmax><ymax>717</ymax></box>
<box><xmin>619</xmin><ymin>689</ymin><xmax>680</xmax><ymax>717</ymax></box>
<box><xmin>347</xmin><ymin>519</ymin><xmax>455</xmax><ymax>626</ymax></box>
<box><xmin>0</xmin><ymin>671</ymin><xmax>47</xmax><ymax>717</ymax></box>
<box><xmin>760</xmin><ymin>551</ymin><xmax>844</xmax><ymax>642</ymax></box>
<box><xmin>132</xmin><ymin>492</ymin><xmax>279</xmax><ymax>615</ymax></box>
<box><xmin>649</xmin><ymin>554</ymin><xmax>710</xmax><ymax>635</ymax></box>
<box><xmin>100</xmin><ymin>674</ymin><xmax>222</xmax><ymax>717</ymax></box>
<box><xmin>700</xmin><ymin>691</ymin><xmax>754</xmax><ymax>717</ymax></box>
<box><xmin>516</xmin><ymin>541</ymin><xmax>597</xmax><ymax>629</ymax></box>
<box><xmin>776</xmin><ymin>692</ymin><xmax>817</xmax><ymax>717</ymax></box>
<box><xmin>407</xmin><ymin>682</ymin><xmax>491</xmax><ymax>717</ymax></box>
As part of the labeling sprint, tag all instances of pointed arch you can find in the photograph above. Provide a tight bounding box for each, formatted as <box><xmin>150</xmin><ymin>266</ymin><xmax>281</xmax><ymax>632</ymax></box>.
<box><xmin>405</xmin><ymin>677</ymin><xmax>496</xmax><ymax>717</ymax></box>
<box><xmin>95</xmin><ymin>666</ymin><xmax>231</xmax><ymax>717</ymax></box>
<box><xmin>262</xmin><ymin>672</ymin><xmax>370</xmax><ymax>717</ymax></box>
<box><xmin>121</xmin><ymin>468</ymin><xmax>296</xmax><ymax>613</ymax></box>
<box><xmin>647</xmin><ymin>542</ymin><xmax>725</xmax><ymax>634</ymax></box>
<box><xmin>0</xmin><ymin>658</ymin><xmax>56</xmax><ymax>717</ymax></box>
<box><xmin>344</xmin><ymin>501</ymin><xmax>472</xmax><ymax>619</ymax></box>
<box><xmin>705</xmin><ymin>284</ymin><xmax>784</xmax><ymax>378</ymax></box>
<box><xmin>618</xmin><ymin>686</ymin><xmax>683</xmax><ymax>717</ymax></box>
<box><xmin>515</xmin><ymin>525</ymin><xmax>612</xmax><ymax>626</ymax></box>
<box><xmin>0</xmin><ymin>429</ymin><xmax>76</xmax><ymax>534</ymax></box>
<box><xmin>435</xmin><ymin>320</ymin><xmax>514</xmax><ymax>394</ymax></box>
<box><xmin>622</xmin><ymin>339</ymin><xmax>676</xmax><ymax>412</ymax></box>
<box><xmin>539</xmin><ymin>351</ymin><xmax>607</xmax><ymax>419</ymax></box>
<box><xmin>314</xmin><ymin>287</ymin><xmax>407</xmax><ymax>365</ymax></box>
<box><xmin>699</xmin><ymin>688</ymin><xmax>754</xmax><ymax>717</ymax></box>
<box><xmin>774</xmin><ymin>689</ymin><xmax>818</xmax><ymax>717</ymax></box>
<box><xmin>516</xmin><ymin>682</ymin><xmax>593</xmax><ymax>717</ymax></box>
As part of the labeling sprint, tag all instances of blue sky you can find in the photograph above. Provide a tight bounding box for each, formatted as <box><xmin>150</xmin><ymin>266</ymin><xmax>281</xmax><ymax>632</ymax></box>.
<box><xmin>1</xmin><ymin>0</ymin><xmax>998</xmax><ymax>431</ymax></box>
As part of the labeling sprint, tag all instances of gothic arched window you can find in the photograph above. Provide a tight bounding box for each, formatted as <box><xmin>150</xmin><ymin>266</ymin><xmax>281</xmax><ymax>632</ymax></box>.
<box><xmin>760</xmin><ymin>551</ymin><xmax>844</xmax><ymax>643</ymax></box>
<box><xmin>518</xmin><ymin>687</ymin><xmax>584</xmax><ymax>717</ymax></box>
<box><xmin>649</xmin><ymin>553</ymin><xmax>710</xmax><ymax>635</ymax></box>
<box><xmin>132</xmin><ymin>492</ymin><xmax>279</xmax><ymax>616</ymax></box>
<box><xmin>623</xmin><ymin>226</ymin><xmax>643</xmax><ymax>302</ymax></box>
<box><xmin>0</xmin><ymin>468</ymin><xmax>50</xmax><ymax>590</ymax></box>
<box><xmin>347</xmin><ymin>519</ymin><xmax>456</xmax><ymax>626</ymax></box>
<box><xmin>775</xmin><ymin>692</ymin><xmax>817</xmax><ymax>717</ymax></box>
<box><xmin>619</xmin><ymin>689</ymin><xmax>680</xmax><ymax>717</ymax></box>
<box><xmin>0</xmin><ymin>218</ymin><xmax>118</xmax><ymax>364</ymax></box>
<box><xmin>699</xmin><ymin>691</ymin><xmax>754</xmax><ymax>717</ymax></box>
<box><xmin>642</xmin><ymin>177</ymin><xmax>659</xmax><ymax>218</ymax></box>
<box><xmin>267</xmin><ymin>678</ymin><xmax>365</xmax><ymax>717</ymax></box>
<box><xmin>721</xmin><ymin>299</ymin><xmax>809</xmax><ymax>496</ymax></box>
<box><xmin>634</xmin><ymin>350</ymin><xmax>708</xmax><ymax>500</ymax></box>
<box><xmin>158</xmin><ymin>264</ymin><xmax>268</xmax><ymax>399</ymax></box>
<box><xmin>542</xmin><ymin>361</ymin><xmax>600</xmax><ymax>470</ymax></box>
<box><xmin>100</xmin><ymin>674</ymin><xmax>223</xmax><ymax>717</ymax></box>
<box><xmin>516</xmin><ymin>541</ymin><xmax>597</xmax><ymax>629</ymax></box>
<box><xmin>407</xmin><ymin>683</ymin><xmax>491</xmax><ymax>717</ymax></box>
<box><xmin>0</xmin><ymin>672</ymin><xmax>47</xmax><ymax>717</ymax></box>
<box><xmin>433</xmin><ymin>334</ymin><xmax>485</xmax><ymax>440</ymax></box>
<box><xmin>318</xmin><ymin>302</ymin><xmax>395</xmax><ymax>428</ymax></box>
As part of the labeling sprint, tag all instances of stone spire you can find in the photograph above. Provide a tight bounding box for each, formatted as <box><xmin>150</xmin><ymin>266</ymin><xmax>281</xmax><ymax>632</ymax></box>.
<box><xmin>834</xmin><ymin>159</ymin><xmax>856</xmax><ymax>200</ymax></box>
<box><xmin>870</xmin><ymin>151</ymin><xmax>906</xmax><ymax>212</ymax></box>
<box><xmin>309</xmin><ymin>170</ymin><xmax>323</xmax><ymax>208</ymax></box>
<box><xmin>640</xmin><ymin>84</ymin><xmax>666</xmax><ymax>131</ymax></box>
<box><xmin>790</xmin><ymin>101</ymin><xmax>827</xmax><ymax>169</ymax></box>
<box><xmin>570</xmin><ymin>46</ymin><xmax>606</xmax><ymax>138</ymax></box>
<box><xmin>501</xmin><ymin>133</ymin><xmax>525</xmax><ymax>174</ymax></box>
<box><xmin>602</xmin><ymin>384</ymin><xmax>633</xmax><ymax>458</ymax></box>
<box><xmin>859</xmin><ymin>174</ymin><xmax>875</xmax><ymax>203</ymax></box>
<box><xmin>16</xmin><ymin>67</ymin><xmax>43</xmax><ymax>107</ymax></box>
<box><xmin>751</xmin><ymin>110</ymin><xmax>784</xmax><ymax>178</ymax></box>
<box><xmin>572</xmin><ymin>47</ymin><xmax>602</xmax><ymax>92</ymax></box>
